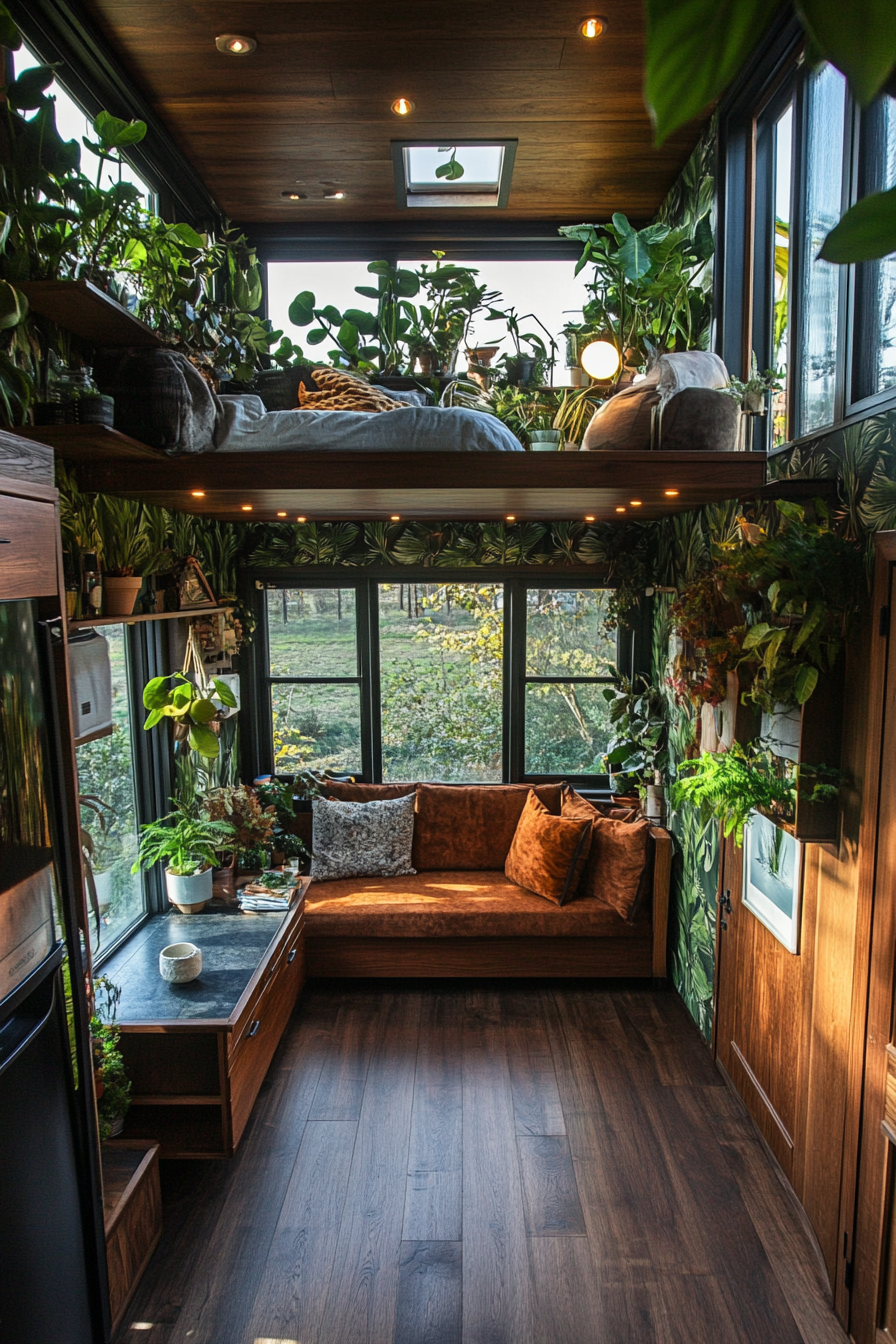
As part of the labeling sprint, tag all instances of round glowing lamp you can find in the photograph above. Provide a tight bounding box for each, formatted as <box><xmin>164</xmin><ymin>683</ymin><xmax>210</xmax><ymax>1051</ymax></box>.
<box><xmin>580</xmin><ymin>339</ymin><xmax>621</xmax><ymax>381</ymax></box>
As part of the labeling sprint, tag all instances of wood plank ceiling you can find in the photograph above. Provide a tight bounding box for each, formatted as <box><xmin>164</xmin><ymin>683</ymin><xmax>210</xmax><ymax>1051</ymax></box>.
<box><xmin>79</xmin><ymin>0</ymin><xmax>709</xmax><ymax>225</ymax></box>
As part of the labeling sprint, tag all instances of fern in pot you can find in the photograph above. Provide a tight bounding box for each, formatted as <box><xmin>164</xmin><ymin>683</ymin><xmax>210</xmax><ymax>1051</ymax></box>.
<box><xmin>132</xmin><ymin>804</ymin><xmax>236</xmax><ymax>912</ymax></box>
<box><xmin>94</xmin><ymin>496</ymin><xmax>150</xmax><ymax>617</ymax></box>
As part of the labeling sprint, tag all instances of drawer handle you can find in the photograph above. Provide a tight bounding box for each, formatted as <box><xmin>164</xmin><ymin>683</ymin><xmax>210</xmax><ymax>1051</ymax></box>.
<box><xmin>0</xmin><ymin>539</ymin><xmax>10</xmax><ymax>545</ymax></box>
<box><xmin>287</xmin><ymin>949</ymin><xmax>297</xmax><ymax>963</ymax></box>
<box><xmin>248</xmin><ymin>1019</ymin><xmax>261</xmax><ymax>1038</ymax></box>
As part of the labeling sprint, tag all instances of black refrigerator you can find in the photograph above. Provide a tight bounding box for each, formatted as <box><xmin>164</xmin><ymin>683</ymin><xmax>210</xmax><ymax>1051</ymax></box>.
<box><xmin>0</xmin><ymin>599</ymin><xmax>109</xmax><ymax>1343</ymax></box>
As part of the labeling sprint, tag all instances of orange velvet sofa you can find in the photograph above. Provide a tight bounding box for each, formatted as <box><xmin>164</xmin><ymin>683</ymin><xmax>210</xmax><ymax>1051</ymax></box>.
<box><xmin>304</xmin><ymin>782</ymin><xmax>672</xmax><ymax>981</ymax></box>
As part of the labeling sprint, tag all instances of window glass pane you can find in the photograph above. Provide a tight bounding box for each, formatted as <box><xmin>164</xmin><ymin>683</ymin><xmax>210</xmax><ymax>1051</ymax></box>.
<box><xmin>267</xmin><ymin>262</ymin><xmax>377</xmax><ymax>354</ymax></box>
<box><xmin>524</xmin><ymin>682</ymin><xmax>612</xmax><ymax>775</ymax></box>
<box><xmin>798</xmin><ymin>65</ymin><xmax>846</xmax><ymax>435</ymax></box>
<box><xmin>266</xmin><ymin>588</ymin><xmax>357</xmax><ymax>677</ymax></box>
<box><xmin>525</xmin><ymin>589</ymin><xmax>615</xmax><ymax>676</ymax></box>
<box><xmin>13</xmin><ymin>45</ymin><xmax>152</xmax><ymax>203</ymax></box>
<box><xmin>771</xmin><ymin>102</ymin><xmax>794</xmax><ymax>447</ymax></box>
<box><xmin>399</xmin><ymin>258</ymin><xmax>590</xmax><ymax>383</ymax></box>
<box><xmin>272</xmin><ymin>683</ymin><xmax>362</xmax><ymax>774</ymax></box>
<box><xmin>405</xmin><ymin>145</ymin><xmax>503</xmax><ymax>189</ymax></box>
<box><xmin>379</xmin><ymin>582</ymin><xmax>503</xmax><ymax>782</ymax></box>
<box><xmin>854</xmin><ymin>95</ymin><xmax>896</xmax><ymax>400</ymax></box>
<box><xmin>75</xmin><ymin>627</ymin><xmax>144</xmax><ymax>957</ymax></box>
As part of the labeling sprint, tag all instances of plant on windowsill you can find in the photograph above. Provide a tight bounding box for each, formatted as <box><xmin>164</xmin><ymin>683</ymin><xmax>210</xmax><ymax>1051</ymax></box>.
<box><xmin>602</xmin><ymin>673</ymin><xmax>670</xmax><ymax>822</ymax></box>
<box><xmin>92</xmin><ymin>495</ymin><xmax>151</xmax><ymax>616</ymax></box>
<box><xmin>132</xmin><ymin>804</ymin><xmax>236</xmax><ymax>912</ymax></box>
<box><xmin>90</xmin><ymin>975</ymin><xmax>131</xmax><ymax>1140</ymax></box>
<box><xmin>255</xmin><ymin>778</ymin><xmax>313</xmax><ymax>866</ymax></box>
<box><xmin>670</xmin><ymin>740</ymin><xmax>842</xmax><ymax>846</ymax></box>
<box><xmin>199</xmin><ymin>784</ymin><xmax>277</xmax><ymax>876</ymax></box>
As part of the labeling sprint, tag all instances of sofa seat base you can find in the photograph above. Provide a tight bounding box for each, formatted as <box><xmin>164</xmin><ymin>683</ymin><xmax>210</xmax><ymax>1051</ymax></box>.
<box><xmin>306</xmin><ymin>935</ymin><xmax>653</xmax><ymax>979</ymax></box>
<box><xmin>305</xmin><ymin>869</ymin><xmax>649</xmax><ymax>940</ymax></box>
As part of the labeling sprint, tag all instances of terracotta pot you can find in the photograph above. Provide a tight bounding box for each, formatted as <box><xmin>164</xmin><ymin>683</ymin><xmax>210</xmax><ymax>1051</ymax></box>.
<box><xmin>103</xmin><ymin>575</ymin><xmax>143</xmax><ymax>617</ymax></box>
<box><xmin>212</xmin><ymin>855</ymin><xmax>237</xmax><ymax>903</ymax></box>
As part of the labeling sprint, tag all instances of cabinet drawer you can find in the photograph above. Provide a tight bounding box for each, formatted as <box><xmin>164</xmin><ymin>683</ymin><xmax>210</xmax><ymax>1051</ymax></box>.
<box><xmin>0</xmin><ymin>494</ymin><xmax>57</xmax><ymax>599</ymax></box>
<box><xmin>229</xmin><ymin>909</ymin><xmax>303</xmax><ymax>1061</ymax></box>
<box><xmin>228</xmin><ymin>926</ymin><xmax>305</xmax><ymax>1148</ymax></box>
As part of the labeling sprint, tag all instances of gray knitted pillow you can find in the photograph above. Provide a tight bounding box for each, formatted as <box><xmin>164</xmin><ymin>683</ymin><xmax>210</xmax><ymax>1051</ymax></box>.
<box><xmin>310</xmin><ymin>794</ymin><xmax>417</xmax><ymax>881</ymax></box>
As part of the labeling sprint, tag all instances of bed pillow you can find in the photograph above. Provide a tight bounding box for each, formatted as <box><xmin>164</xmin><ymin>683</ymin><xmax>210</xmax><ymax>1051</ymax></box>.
<box><xmin>412</xmin><ymin>782</ymin><xmax>564</xmax><ymax>871</ymax></box>
<box><xmin>299</xmin><ymin>368</ymin><xmax>407</xmax><ymax>413</ymax></box>
<box><xmin>310</xmin><ymin>794</ymin><xmax>416</xmax><ymax>881</ymax></box>
<box><xmin>561</xmin><ymin>790</ymin><xmax>652</xmax><ymax>922</ymax></box>
<box><xmin>505</xmin><ymin>790</ymin><xmax>592</xmax><ymax>907</ymax></box>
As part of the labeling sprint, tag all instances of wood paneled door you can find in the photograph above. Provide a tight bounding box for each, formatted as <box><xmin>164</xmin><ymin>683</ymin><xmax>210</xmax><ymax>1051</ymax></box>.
<box><xmin>848</xmin><ymin>531</ymin><xmax>896</xmax><ymax>1343</ymax></box>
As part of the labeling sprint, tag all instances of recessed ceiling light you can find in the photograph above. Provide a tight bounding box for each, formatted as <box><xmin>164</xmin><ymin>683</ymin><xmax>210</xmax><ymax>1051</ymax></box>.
<box><xmin>324</xmin><ymin>190</ymin><xmax>346</xmax><ymax>200</ymax></box>
<box><xmin>391</xmin><ymin>97</ymin><xmax>415</xmax><ymax>116</ymax></box>
<box><xmin>664</xmin><ymin>489</ymin><xmax>680</xmax><ymax>497</ymax></box>
<box><xmin>297</xmin><ymin>515</ymin><xmax>306</xmax><ymax>522</ymax></box>
<box><xmin>241</xmin><ymin>504</ymin><xmax>252</xmax><ymax>512</ymax></box>
<box><xmin>215</xmin><ymin>33</ymin><xmax>256</xmax><ymax>54</ymax></box>
<box><xmin>506</xmin><ymin>514</ymin><xmax>516</xmax><ymax>522</ymax></box>
<box><xmin>615</xmin><ymin>506</ymin><xmax>626</xmax><ymax>513</ymax></box>
<box><xmin>281</xmin><ymin>190</ymin><xmax>306</xmax><ymax>200</ymax></box>
<box><xmin>579</xmin><ymin>16</ymin><xmax>606</xmax><ymax>39</ymax></box>
<box><xmin>390</xmin><ymin>514</ymin><xmax>401</xmax><ymax>521</ymax></box>
<box><xmin>190</xmin><ymin>490</ymin><xmax>205</xmax><ymax>498</ymax></box>
<box><xmin>630</xmin><ymin>499</ymin><xmax>642</xmax><ymax>507</ymax></box>
<box><xmin>276</xmin><ymin>511</ymin><xmax>287</xmax><ymax>517</ymax></box>
<box><xmin>585</xmin><ymin>514</ymin><xmax>595</xmax><ymax>522</ymax></box>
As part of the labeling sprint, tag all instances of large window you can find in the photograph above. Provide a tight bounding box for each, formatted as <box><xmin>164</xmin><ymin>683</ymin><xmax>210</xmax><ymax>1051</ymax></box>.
<box><xmin>853</xmin><ymin>93</ymin><xmax>896</xmax><ymax>404</ymax></box>
<box><xmin>257</xmin><ymin>579</ymin><xmax>619</xmax><ymax>784</ymax></box>
<box><xmin>75</xmin><ymin>626</ymin><xmax>145</xmax><ymax>958</ymax></box>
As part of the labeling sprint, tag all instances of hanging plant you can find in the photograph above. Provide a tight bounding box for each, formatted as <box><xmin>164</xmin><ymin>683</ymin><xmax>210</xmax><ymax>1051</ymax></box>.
<box><xmin>142</xmin><ymin>629</ymin><xmax>237</xmax><ymax>758</ymax></box>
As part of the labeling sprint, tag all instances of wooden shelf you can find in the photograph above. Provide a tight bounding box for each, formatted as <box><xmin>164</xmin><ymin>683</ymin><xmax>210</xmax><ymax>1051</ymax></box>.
<box><xmin>69</xmin><ymin>606</ymin><xmax>230</xmax><ymax>630</ymax></box>
<box><xmin>63</xmin><ymin>446</ymin><xmax>769</xmax><ymax>523</ymax></box>
<box><xmin>19</xmin><ymin>423</ymin><xmax>165</xmax><ymax>461</ymax></box>
<box><xmin>17</xmin><ymin>279</ymin><xmax>162</xmax><ymax>348</ymax></box>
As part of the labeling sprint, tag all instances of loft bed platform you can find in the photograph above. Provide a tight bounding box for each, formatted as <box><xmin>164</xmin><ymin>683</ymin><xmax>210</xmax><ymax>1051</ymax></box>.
<box><xmin>28</xmin><ymin>426</ymin><xmax>769</xmax><ymax>521</ymax></box>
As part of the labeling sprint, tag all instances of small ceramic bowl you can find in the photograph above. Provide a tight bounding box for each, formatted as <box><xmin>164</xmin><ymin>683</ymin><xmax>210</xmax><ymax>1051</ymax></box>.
<box><xmin>159</xmin><ymin>942</ymin><xmax>202</xmax><ymax>984</ymax></box>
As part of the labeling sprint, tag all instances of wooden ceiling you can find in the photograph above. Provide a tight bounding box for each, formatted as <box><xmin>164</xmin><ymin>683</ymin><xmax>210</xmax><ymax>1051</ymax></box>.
<box><xmin>79</xmin><ymin>0</ymin><xmax>708</xmax><ymax>226</ymax></box>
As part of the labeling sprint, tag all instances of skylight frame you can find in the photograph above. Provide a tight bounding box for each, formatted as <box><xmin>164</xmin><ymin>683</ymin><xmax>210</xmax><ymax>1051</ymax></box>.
<box><xmin>391</xmin><ymin>138</ymin><xmax>518</xmax><ymax>209</ymax></box>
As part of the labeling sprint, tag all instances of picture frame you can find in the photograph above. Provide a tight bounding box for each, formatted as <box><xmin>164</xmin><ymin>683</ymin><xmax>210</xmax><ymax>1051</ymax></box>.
<box><xmin>742</xmin><ymin>810</ymin><xmax>803</xmax><ymax>954</ymax></box>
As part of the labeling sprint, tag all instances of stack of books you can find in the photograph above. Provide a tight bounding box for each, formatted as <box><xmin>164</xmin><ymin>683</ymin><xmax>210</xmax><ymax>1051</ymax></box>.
<box><xmin>238</xmin><ymin>871</ymin><xmax>310</xmax><ymax>912</ymax></box>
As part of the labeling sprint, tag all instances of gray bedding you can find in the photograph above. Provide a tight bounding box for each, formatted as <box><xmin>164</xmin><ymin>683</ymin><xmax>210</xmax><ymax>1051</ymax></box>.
<box><xmin>213</xmin><ymin>394</ymin><xmax>522</xmax><ymax>454</ymax></box>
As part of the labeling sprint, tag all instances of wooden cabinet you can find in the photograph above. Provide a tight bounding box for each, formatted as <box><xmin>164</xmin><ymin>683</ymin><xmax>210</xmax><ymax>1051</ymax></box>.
<box><xmin>109</xmin><ymin>901</ymin><xmax>305</xmax><ymax>1159</ymax></box>
<box><xmin>0</xmin><ymin>490</ymin><xmax>58</xmax><ymax>599</ymax></box>
<box><xmin>102</xmin><ymin>1141</ymin><xmax>162</xmax><ymax>1333</ymax></box>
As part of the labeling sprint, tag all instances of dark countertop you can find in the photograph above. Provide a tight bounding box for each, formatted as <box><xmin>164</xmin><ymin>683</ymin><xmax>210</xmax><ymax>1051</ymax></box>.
<box><xmin>100</xmin><ymin>906</ymin><xmax>290</xmax><ymax>1024</ymax></box>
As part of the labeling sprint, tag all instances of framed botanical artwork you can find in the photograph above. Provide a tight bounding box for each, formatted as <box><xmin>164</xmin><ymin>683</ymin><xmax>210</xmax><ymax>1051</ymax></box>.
<box><xmin>742</xmin><ymin>810</ymin><xmax>803</xmax><ymax>954</ymax></box>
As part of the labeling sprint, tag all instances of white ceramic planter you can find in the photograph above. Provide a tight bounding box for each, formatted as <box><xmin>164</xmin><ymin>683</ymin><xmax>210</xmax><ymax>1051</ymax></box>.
<box><xmin>165</xmin><ymin>866</ymin><xmax>213</xmax><ymax>913</ymax></box>
<box><xmin>93</xmin><ymin>868</ymin><xmax>114</xmax><ymax>913</ymax></box>
<box><xmin>159</xmin><ymin>941</ymin><xmax>203</xmax><ymax>983</ymax></box>
<box><xmin>103</xmin><ymin>575</ymin><xmax>144</xmax><ymax>617</ymax></box>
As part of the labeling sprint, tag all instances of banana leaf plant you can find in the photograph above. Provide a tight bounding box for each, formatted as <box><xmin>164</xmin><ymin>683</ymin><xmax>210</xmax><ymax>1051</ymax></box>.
<box><xmin>142</xmin><ymin>672</ymin><xmax>238</xmax><ymax>758</ymax></box>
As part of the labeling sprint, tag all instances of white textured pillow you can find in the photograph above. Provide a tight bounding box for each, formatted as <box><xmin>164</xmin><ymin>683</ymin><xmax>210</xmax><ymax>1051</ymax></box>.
<box><xmin>310</xmin><ymin>794</ymin><xmax>417</xmax><ymax>881</ymax></box>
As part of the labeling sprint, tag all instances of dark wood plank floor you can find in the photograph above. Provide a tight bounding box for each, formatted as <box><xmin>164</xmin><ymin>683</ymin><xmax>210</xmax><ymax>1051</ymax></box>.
<box><xmin>114</xmin><ymin>983</ymin><xmax>849</xmax><ymax>1344</ymax></box>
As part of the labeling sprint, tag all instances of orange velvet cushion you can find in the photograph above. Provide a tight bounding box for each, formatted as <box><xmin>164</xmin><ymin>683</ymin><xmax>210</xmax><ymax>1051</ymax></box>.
<box><xmin>505</xmin><ymin>790</ymin><xmax>592</xmax><ymax>907</ymax></box>
<box><xmin>412</xmin><ymin>782</ymin><xmax>563</xmax><ymax>871</ymax></box>
<box><xmin>561</xmin><ymin>788</ymin><xmax>652</xmax><ymax>922</ymax></box>
<box><xmin>324</xmin><ymin>781</ymin><xmax>417</xmax><ymax>802</ymax></box>
<box><xmin>560</xmin><ymin>784</ymin><xmax>640</xmax><ymax>823</ymax></box>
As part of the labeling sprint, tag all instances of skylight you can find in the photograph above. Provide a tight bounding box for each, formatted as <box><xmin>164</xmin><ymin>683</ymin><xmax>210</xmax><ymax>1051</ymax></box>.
<box><xmin>392</xmin><ymin>139</ymin><xmax>517</xmax><ymax>209</ymax></box>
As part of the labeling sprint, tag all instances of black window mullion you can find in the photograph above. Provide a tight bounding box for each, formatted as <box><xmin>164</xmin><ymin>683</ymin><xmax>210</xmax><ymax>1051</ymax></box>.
<box><xmin>506</xmin><ymin>580</ymin><xmax>525</xmax><ymax>782</ymax></box>
<box><xmin>356</xmin><ymin>580</ymin><xmax>377</xmax><ymax>781</ymax></box>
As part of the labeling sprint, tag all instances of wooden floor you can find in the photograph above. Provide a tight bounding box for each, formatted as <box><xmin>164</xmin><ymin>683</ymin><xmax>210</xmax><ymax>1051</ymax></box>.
<box><xmin>114</xmin><ymin>983</ymin><xmax>849</xmax><ymax>1344</ymax></box>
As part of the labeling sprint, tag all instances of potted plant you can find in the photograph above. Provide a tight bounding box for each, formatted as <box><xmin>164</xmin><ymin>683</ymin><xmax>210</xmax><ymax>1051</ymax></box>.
<box><xmin>671</xmin><ymin>739</ymin><xmax>841</xmax><ymax>844</ymax></box>
<box><xmin>200</xmin><ymin>784</ymin><xmax>276</xmax><ymax>876</ymax></box>
<box><xmin>142</xmin><ymin>670</ymin><xmax>238</xmax><ymax>759</ymax></box>
<box><xmin>255</xmin><ymin>777</ymin><xmax>312</xmax><ymax>868</ymax></box>
<box><xmin>132</xmin><ymin>805</ymin><xmax>236</xmax><ymax>911</ymax></box>
<box><xmin>602</xmin><ymin>674</ymin><xmax>670</xmax><ymax>822</ymax></box>
<box><xmin>93</xmin><ymin>495</ymin><xmax>151</xmax><ymax>616</ymax></box>
<box><xmin>90</xmin><ymin>976</ymin><xmax>131</xmax><ymax>1140</ymax></box>
<box><xmin>486</xmin><ymin>305</ymin><xmax>556</xmax><ymax>387</ymax></box>
<box><xmin>528</xmin><ymin>411</ymin><xmax>562</xmax><ymax>452</ymax></box>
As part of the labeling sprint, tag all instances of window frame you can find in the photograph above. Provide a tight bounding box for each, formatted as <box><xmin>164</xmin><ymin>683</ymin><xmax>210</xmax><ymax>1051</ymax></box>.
<box><xmin>716</xmin><ymin>22</ymin><xmax>896</xmax><ymax>452</ymax></box>
<box><xmin>244</xmin><ymin>570</ymin><xmax>638</xmax><ymax>792</ymax></box>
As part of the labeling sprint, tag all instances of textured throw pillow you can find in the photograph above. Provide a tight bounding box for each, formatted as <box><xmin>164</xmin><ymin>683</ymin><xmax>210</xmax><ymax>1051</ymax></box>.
<box><xmin>505</xmin><ymin>790</ymin><xmax>593</xmax><ymax>907</ymax></box>
<box><xmin>561</xmin><ymin>789</ymin><xmax>652</xmax><ymax>922</ymax></box>
<box><xmin>310</xmin><ymin>794</ymin><xmax>416</xmax><ymax>881</ymax></box>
